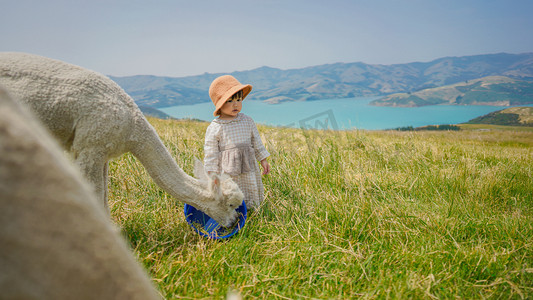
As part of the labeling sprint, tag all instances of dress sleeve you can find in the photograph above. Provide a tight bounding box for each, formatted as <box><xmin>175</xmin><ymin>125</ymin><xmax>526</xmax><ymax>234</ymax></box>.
<box><xmin>251</xmin><ymin>119</ymin><xmax>270</xmax><ymax>162</ymax></box>
<box><xmin>204</xmin><ymin>122</ymin><xmax>221</xmax><ymax>173</ymax></box>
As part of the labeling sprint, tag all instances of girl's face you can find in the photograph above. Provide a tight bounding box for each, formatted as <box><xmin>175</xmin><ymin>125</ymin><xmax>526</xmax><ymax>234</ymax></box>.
<box><xmin>219</xmin><ymin>91</ymin><xmax>243</xmax><ymax>119</ymax></box>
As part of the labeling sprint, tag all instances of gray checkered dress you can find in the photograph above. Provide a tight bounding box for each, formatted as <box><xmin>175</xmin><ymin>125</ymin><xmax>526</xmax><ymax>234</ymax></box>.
<box><xmin>204</xmin><ymin>113</ymin><xmax>270</xmax><ymax>209</ymax></box>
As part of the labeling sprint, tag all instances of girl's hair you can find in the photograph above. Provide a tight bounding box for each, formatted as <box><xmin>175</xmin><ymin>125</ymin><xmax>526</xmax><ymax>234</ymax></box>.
<box><xmin>230</xmin><ymin>90</ymin><xmax>243</xmax><ymax>100</ymax></box>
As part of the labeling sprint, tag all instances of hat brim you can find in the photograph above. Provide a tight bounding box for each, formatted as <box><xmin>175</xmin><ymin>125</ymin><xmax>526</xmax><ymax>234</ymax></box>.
<box><xmin>213</xmin><ymin>84</ymin><xmax>252</xmax><ymax>116</ymax></box>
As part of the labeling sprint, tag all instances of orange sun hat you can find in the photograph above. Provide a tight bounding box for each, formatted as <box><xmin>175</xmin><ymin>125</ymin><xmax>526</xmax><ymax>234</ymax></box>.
<box><xmin>209</xmin><ymin>75</ymin><xmax>252</xmax><ymax>116</ymax></box>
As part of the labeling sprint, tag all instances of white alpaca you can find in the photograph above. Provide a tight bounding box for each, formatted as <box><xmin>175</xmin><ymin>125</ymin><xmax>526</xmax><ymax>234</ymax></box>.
<box><xmin>0</xmin><ymin>86</ymin><xmax>161</xmax><ymax>299</ymax></box>
<box><xmin>0</xmin><ymin>52</ymin><xmax>243</xmax><ymax>227</ymax></box>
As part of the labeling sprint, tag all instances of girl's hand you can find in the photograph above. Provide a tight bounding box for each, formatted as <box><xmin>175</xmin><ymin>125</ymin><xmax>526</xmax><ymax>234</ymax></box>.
<box><xmin>261</xmin><ymin>159</ymin><xmax>271</xmax><ymax>176</ymax></box>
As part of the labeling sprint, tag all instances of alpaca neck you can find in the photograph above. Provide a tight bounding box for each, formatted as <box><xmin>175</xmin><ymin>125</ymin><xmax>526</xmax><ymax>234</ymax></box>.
<box><xmin>129</xmin><ymin>119</ymin><xmax>213</xmax><ymax>209</ymax></box>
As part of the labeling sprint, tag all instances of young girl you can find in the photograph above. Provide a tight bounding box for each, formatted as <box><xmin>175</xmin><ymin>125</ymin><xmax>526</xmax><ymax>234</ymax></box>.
<box><xmin>203</xmin><ymin>75</ymin><xmax>271</xmax><ymax>210</ymax></box>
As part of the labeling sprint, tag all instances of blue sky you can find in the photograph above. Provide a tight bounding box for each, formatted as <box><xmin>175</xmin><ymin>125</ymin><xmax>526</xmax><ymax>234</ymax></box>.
<box><xmin>1</xmin><ymin>0</ymin><xmax>532</xmax><ymax>77</ymax></box>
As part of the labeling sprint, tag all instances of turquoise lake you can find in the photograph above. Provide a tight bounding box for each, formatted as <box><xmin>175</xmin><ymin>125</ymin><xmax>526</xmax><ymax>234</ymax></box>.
<box><xmin>160</xmin><ymin>97</ymin><xmax>531</xmax><ymax>130</ymax></box>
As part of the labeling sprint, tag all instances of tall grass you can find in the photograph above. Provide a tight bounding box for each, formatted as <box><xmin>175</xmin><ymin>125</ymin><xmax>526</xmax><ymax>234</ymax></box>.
<box><xmin>108</xmin><ymin>118</ymin><xmax>532</xmax><ymax>299</ymax></box>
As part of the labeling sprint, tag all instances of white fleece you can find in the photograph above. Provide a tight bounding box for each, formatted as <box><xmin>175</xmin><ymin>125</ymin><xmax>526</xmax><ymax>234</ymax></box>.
<box><xmin>0</xmin><ymin>52</ymin><xmax>242</xmax><ymax>227</ymax></box>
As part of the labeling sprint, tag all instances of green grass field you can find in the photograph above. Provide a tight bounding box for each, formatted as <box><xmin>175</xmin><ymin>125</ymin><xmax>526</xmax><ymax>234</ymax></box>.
<box><xmin>108</xmin><ymin>118</ymin><xmax>532</xmax><ymax>299</ymax></box>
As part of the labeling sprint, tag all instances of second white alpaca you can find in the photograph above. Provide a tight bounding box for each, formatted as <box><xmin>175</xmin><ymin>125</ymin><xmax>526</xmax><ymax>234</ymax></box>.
<box><xmin>0</xmin><ymin>86</ymin><xmax>161</xmax><ymax>299</ymax></box>
<box><xmin>0</xmin><ymin>52</ymin><xmax>243</xmax><ymax>227</ymax></box>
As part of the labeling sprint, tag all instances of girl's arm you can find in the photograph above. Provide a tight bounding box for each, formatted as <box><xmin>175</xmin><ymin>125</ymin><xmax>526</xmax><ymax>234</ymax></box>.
<box><xmin>251</xmin><ymin>119</ymin><xmax>271</xmax><ymax>175</ymax></box>
<box><xmin>204</xmin><ymin>123</ymin><xmax>221</xmax><ymax>173</ymax></box>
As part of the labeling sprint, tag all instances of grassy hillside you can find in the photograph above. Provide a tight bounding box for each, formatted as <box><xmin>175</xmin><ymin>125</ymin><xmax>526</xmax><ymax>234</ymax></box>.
<box><xmin>372</xmin><ymin>76</ymin><xmax>533</xmax><ymax>107</ymax></box>
<box><xmin>108</xmin><ymin>118</ymin><xmax>532</xmax><ymax>299</ymax></box>
<box><xmin>466</xmin><ymin>106</ymin><xmax>533</xmax><ymax>127</ymax></box>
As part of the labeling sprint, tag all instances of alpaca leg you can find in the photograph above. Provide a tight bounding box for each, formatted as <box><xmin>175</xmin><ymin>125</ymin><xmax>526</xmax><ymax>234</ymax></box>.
<box><xmin>75</xmin><ymin>150</ymin><xmax>109</xmax><ymax>210</ymax></box>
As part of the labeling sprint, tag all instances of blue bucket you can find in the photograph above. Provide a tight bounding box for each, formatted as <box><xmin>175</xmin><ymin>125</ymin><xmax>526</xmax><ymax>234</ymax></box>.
<box><xmin>184</xmin><ymin>201</ymin><xmax>247</xmax><ymax>239</ymax></box>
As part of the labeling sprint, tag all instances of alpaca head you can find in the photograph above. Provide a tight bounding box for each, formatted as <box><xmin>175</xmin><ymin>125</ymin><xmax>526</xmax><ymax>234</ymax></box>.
<box><xmin>194</xmin><ymin>159</ymin><xmax>244</xmax><ymax>227</ymax></box>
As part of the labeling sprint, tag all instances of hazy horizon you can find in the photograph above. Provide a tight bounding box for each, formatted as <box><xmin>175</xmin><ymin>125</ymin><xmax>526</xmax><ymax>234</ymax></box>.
<box><xmin>2</xmin><ymin>0</ymin><xmax>532</xmax><ymax>77</ymax></box>
<box><xmin>108</xmin><ymin>51</ymin><xmax>533</xmax><ymax>78</ymax></box>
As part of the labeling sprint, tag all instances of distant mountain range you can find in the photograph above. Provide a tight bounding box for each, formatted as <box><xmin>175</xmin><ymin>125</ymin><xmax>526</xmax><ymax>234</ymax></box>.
<box><xmin>138</xmin><ymin>105</ymin><xmax>175</xmax><ymax>119</ymax></box>
<box><xmin>371</xmin><ymin>76</ymin><xmax>533</xmax><ymax>107</ymax></box>
<box><xmin>109</xmin><ymin>52</ymin><xmax>533</xmax><ymax>108</ymax></box>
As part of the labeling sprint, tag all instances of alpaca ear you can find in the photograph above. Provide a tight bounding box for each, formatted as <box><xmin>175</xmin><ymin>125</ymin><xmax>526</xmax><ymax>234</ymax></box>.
<box><xmin>208</xmin><ymin>172</ymin><xmax>223</xmax><ymax>200</ymax></box>
<box><xmin>193</xmin><ymin>158</ymin><xmax>208</xmax><ymax>181</ymax></box>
